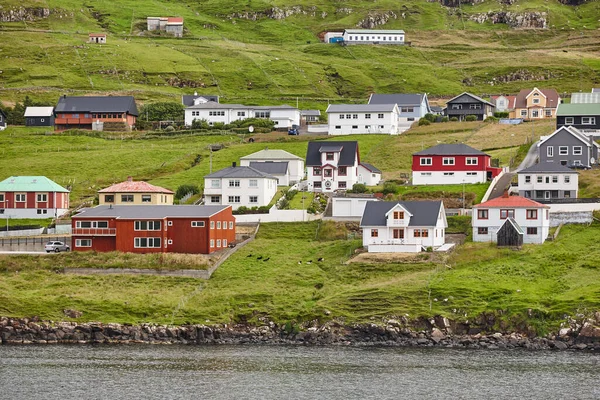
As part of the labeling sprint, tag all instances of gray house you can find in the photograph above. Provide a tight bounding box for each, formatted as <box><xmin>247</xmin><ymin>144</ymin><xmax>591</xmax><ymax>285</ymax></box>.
<box><xmin>537</xmin><ymin>126</ymin><xmax>599</xmax><ymax>169</ymax></box>
<box><xmin>445</xmin><ymin>92</ymin><xmax>495</xmax><ymax>121</ymax></box>
<box><xmin>0</xmin><ymin>108</ymin><xmax>6</xmax><ymax>130</ymax></box>
<box><xmin>368</xmin><ymin>93</ymin><xmax>431</xmax><ymax>123</ymax></box>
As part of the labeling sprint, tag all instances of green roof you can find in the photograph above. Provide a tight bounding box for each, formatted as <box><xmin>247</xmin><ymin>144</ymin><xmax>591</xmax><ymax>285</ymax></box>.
<box><xmin>556</xmin><ymin>103</ymin><xmax>600</xmax><ymax>116</ymax></box>
<box><xmin>0</xmin><ymin>176</ymin><xmax>69</xmax><ymax>193</ymax></box>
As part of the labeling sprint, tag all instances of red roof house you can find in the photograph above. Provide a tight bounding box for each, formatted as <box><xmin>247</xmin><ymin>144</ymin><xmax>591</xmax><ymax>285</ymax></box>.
<box><xmin>98</xmin><ymin>177</ymin><xmax>174</xmax><ymax>205</ymax></box>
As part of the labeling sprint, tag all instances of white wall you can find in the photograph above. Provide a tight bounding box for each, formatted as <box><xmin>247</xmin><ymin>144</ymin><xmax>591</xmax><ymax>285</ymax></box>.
<box><xmin>240</xmin><ymin>158</ymin><xmax>305</xmax><ymax>184</ymax></box>
<box><xmin>328</xmin><ymin>110</ymin><xmax>400</xmax><ymax>135</ymax></box>
<box><xmin>1</xmin><ymin>208</ymin><xmax>69</xmax><ymax>219</ymax></box>
<box><xmin>472</xmin><ymin>207</ymin><xmax>550</xmax><ymax>244</ymax></box>
<box><xmin>306</xmin><ymin>155</ymin><xmax>359</xmax><ymax>193</ymax></box>
<box><xmin>332</xmin><ymin>197</ymin><xmax>378</xmax><ymax>218</ymax></box>
<box><xmin>518</xmin><ymin>173</ymin><xmax>578</xmax><ymax>197</ymax></box>
<box><xmin>412</xmin><ymin>171</ymin><xmax>486</xmax><ymax>185</ymax></box>
<box><xmin>357</xmin><ymin>165</ymin><xmax>381</xmax><ymax>186</ymax></box>
<box><xmin>361</xmin><ymin>226</ymin><xmax>445</xmax><ymax>249</ymax></box>
<box><xmin>234</xmin><ymin>206</ymin><xmax>320</xmax><ymax>223</ymax></box>
<box><xmin>343</xmin><ymin>32</ymin><xmax>405</xmax><ymax>45</ymax></box>
<box><xmin>204</xmin><ymin>176</ymin><xmax>278</xmax><ymax>210</ymax></box>
<box><xmin>185</xmin><ymin>107</ymin><xmax>299</xmax><ymax>128</ymax></box>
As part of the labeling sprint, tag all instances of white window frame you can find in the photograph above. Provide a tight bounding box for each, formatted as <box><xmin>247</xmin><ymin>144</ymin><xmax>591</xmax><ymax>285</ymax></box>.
<box><xmin>134</xmin><ymin>237</ymin><xmax>161</xmax><ymax>248</ymax></box>
<box><xmin>420</xmin><ymin>157</ymin><xmax>432</xmax><ymax>166</ymax></box>
<box><xmin>558</xmin><ymin>146</ymin><xmax>568</xmax><ymax>156</ymax></box>
<box><xmin>228</xmin><ymin>196</ymin><xmax>241</xmax><ymax>203</ymax></box>
<box><xmin>582</xmin><ymin>117</ymin><xmax>596</xmax><ymax>125</ymax></box>
<box><xmin>75</xmin><ymin>239</ymin><xmax>92</xmax><ymax>247</ymax></box>
<box><xmin>564</xmin><ymin>117</ymin><xmax>574</xmax><ymax>125</ymax></box>
<box><xmin>573</xmin><ymin>146</ymin><xmax>582</xmax><ymax>155</ymax></box>
<box><xmin>249</xmin><ymin>179</ymin><xmax>258</xmax><ymax>188</ymax></box>
<box><xmin>37</xmin><ymin>193</ymin><xmax>48</xmax><ymax>202</ymax></box>
<box><xmin>442</xmin><ymin>157</ymin><xmax>455</xmax><ymax>166</ymax></box>
<box><xmin>249</xmin><ymin>196</ymin><xmax>258</xmax><ymax>203</ymax></box>
<box><xmin>525</xmin><ymin>175</ymin><xmax>531</xmax><ymax>183</ymax></box>
<box><xmin>229</xmin><ymin>221</ymin><xmax>234</xmax><ymax>229</ymax></box>
<box><xmin>466</xmin><ymin>157</ymin><xmax>478</xmax><ymax>165</ymax></box>
<box><xmin>134</xmin><ymin>221</ymin><xmax>161</xmax><ymax>231</ymax></box>
<box><xmin>547</xmin><ymin>146</ymin><xmax>554</xmax><ymax>157</ymax></box>
<box><xmin>191</xmin><ymin>221</ymin><xmax>205</xmax><ymax>227</ymax></box>
<box><xmin>15</xmin><ymin>193</ymin><xmax>26</xmax><ymax>202</ymax></box>
<box><xmin>211</xmin><ymin>179</ymin><xmax>220</xmax><ymax>188</ymax></box>
<box><xmin>228</xmin><ymin>180</ymin><xmax>240</xmax><ymax>188</ymax></box>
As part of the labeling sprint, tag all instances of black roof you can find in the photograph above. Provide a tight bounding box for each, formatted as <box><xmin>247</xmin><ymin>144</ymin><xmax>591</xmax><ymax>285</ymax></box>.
<box><xmin>360</xmin><ymin>163</ymin><xmax>381</xmax><ymax>174</ymax></box>
<box><xmin>249</xmin><ymin>161</ymin><xmax>288</xmax><ymax>175</ymax></box>
<box><xmin>518</xmin><ymin>163</ymin><xmax>578</xmax><ymax>174</ymax></box>
<box><xmin>360</xmin><ymin>201</ymin><xmax>443</xmax><ymax>227</ymax></box>
<box><xmin>55</xmin><ymin>96</ymin><xmax>138</xmax><ymax>116</ymax></box>
<box><xmin>74</xmin><ymin>205</ymin><xmax>229</xmax><ymax>219</ymax></box>
<box><xmin>182</xmin><ymin>94</ymin><xmax>220</xmax><ymax>106</ymax></box>
<box><xmin>305</xmin><ymin>141</ymin><xmax>358</xmax><ymax>166</ymax></box>
<box><xmin>205</xmin><ymin>166</ymin><xmax>275</xmax><ymax>179</ymax></box>
<box><xmin>413</xmin><ymin>143</ymin><xmax>487</xmax><ymax>156</ymax></box>
<box><xmin>368</xmin><ymin>93</ymin><xmax>425</xmax><ymax>106</ymax></box>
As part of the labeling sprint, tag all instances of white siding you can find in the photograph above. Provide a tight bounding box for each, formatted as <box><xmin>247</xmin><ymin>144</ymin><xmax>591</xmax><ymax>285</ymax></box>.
<box><xmin>203</xmin><ymin>176</ymin><xmax>278</xmax><ymax>210</ymax></box>
<box><xmin>471</xmin><ymin>206</ymin><xmax>550</xmax><ymax>244</ymax></box>
<box><xmin>327</xmin><ymin>108</ymin><xmax>400</xmax><ymax>135</ymax></box>
<box><xmin>412</xmin><ymin>171</ymin><xmax>486</xmax><ymax>185</ymax></box>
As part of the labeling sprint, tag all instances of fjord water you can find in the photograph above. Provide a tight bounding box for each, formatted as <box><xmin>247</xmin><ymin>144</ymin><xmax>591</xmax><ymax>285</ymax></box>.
<box><xmin>1</xmin><ymin>345</ymin><xmax>599</xmax><ymax>399</ymax></box>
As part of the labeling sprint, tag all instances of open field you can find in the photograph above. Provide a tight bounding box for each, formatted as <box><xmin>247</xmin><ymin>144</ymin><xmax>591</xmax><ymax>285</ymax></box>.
<box><xmin>2</xmin><ymin>221</ymin><xmax>600</xmax><ymax>333</ymax></box>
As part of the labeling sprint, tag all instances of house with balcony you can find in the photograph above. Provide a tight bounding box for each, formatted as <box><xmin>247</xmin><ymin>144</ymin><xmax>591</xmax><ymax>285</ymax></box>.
<box><xmin>360</xmin><ymin>200</ymin><xmax>447</xmax><ymax>253</ymax></box>
<box><xmin>472</xmin><ymin>193</ymin><xmax>550</xmax><ymax>244</ymax></box>
<box><xmin>412</xmin><ymin>143</ymin><xmax>503</xmax><ymax>185</ymax></box>
<box><xmin>203</xmin><ymin>163</ymin><xmax>278</xmax><ymax>210</ymax></box>
<box><xmin>513</xmin><ymin>88</ymin><xmax>560</xmax><ymax>120</ymax></box>
<box><xmin>185</xmin><ymin>102</ymin><xmax>300</xmax><ymax>129</ymax></box>
<box><xmin>71</xmin><ymin>205</ymin><xmax>234</xmax><ymax>254</ymax></box>
<box><xmin>517</xmin><ymin>163</ymin><xmax>579</xmax><ymax>200</ymax></box>
<box><xmin>54</xmin><ymin>95</ymin><xmax>138</xmax><ymax>131</ymax></box>
<box><xmin>445</xmin><ymin>92</ymin><xmax>495</xmax><ymax>121</ymax></box>
<box><xmin>0</xmin><ymin>176</ymin><xmax>69</xmax><ymax>218</ymax></box>
<box><xmin>240</xmin><ymin>149</ymin><xmax>305</xmax><ymax>185</ymax></box>
<box><xmin>98</xmin><ymin>177</ymin><xmax>174</xmax><ymax>206</ymax></box>
<box><xmin>367</xmin><ymin>93</ymin><xmax>431</xmax><ymax>124</ymax></box>
<box><xmin>537</xmin><ymin>126</ymin><xmax>599</xmax><ymax>169</ymax></box>
<box><xmin>326</xmin><ymin>104</ymin><xmax>401</xmax><ymax>135</ymax></box>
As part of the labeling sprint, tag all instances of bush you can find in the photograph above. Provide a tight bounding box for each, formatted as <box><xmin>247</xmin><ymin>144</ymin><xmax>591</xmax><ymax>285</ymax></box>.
<box><xmin>348</xmin><ymin>183</ymin><xmax>367</xmax><ymax>193</ymax></box>
<box><xmin>494</xmin><ymin>111</ymin><xmax>509</xmax><ymax>118</ymax></box>
<box><xmin>140</xmin><ymin>102</ymin><xmax>185</xmax><ymax>122</ymax></box>
<box><xmin>465</xmin><ymin>115</ymin><xmax>478</xmax><ymax>122</ymax></box>
<box><xmin>191</xmin><ymin>118</ymin><xmax>210</xmax><ymax>130</ymax></box>
<box><xmin>278</xmin><ymin>197</ymin><xmax>290</xmax><ymax>210</ymax></box>
<box><xmin>285</xmin><ymin>190</ymin><xmax>298</xmax><ymax>201</ymax></box>
<box><xmin>423</xmin><ymin>113</ymin><xmax>437</xmax><ymax>123</ymax></box>
<box><xmin>450</xmin><ymin>117</ymin><xmax>458</xmax><ymax>122</ymax></box>
<box><xmin>485</xmin><ymin>116</ymin><xmax>498</xmax><ymax>123</ymax></box>
<box><xmin>382</xmin><ymin>182</ymin><xmax>399</xmax><ymax>195</ymax></box>
<box><xmin>441</xmin><ymin>116</ymin><xmax>449</xmax><ymax>122</ymax></box>
<box><xmin>418</xmin><ymin>118</ymin><xmax>431</xmax><ymax>126</ymax></box>
<box><xmin>175</xmin><ymin>184</ymin><xmax>200</xmax><ymax>200</ymax></box>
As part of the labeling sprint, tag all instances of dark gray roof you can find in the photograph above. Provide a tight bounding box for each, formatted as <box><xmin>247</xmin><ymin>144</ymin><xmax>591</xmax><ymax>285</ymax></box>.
<box><xmin>360</xmin><ymin>201</ymin><xmax>443</xmax><ymax>227</ymax></box>
<box><xmin>413</xmin><ymin>143</ymin><xmax>487</xmax><ymax>156</ymax></box>
<box><xmin>518</xmin><ymin>163</ymin><xmax>578</xmax><ymax>174</ymax></box>
<box><xmin>74</xmin><ymin>205</ymin><xmax>229</xmax><ymax>219</ymax></box>
<box><xmin>446</xmin><ymin>92</ymin><xmax>495</xmax><ymax>107</ymax></box>
<box><xmin>182</xmin><ymin>94</ymin><xmax>219</xmax><ymax>106</ymax></box>
<box><xmin>205</xmin><ymin>166</ymin><xmax>276</xmax><ymax>179</ymax></box>
<box><xmin>55</xmin><ymin>96</ymin><xmax>138</xmax><ymax>116</ymax></box>
<box><xmin>326</xmin><ymin>104</ymin><xmax>397</xmax><ymax>113</ymax></box>
<box><xmin>368</xmin><ymin>93</ymin><xmax>425</xmax><ymax>106</ymax></box>
<box><xmin>249</xmin><ymin>161</ymin><xmax>288</xmax><ymax>175</ymax></box>
<box><xmin>499</xmin><ymin>217</ymin><xmax>524</xmax><ymax>235</ymax></box>
<box><xmin>306</xmin><ymin>141</ymin><xmax>358</xmax><ymax>166</ymax></box>
<box><xmin>301</xmin><ymin>109</ymin><xmax>321</xmax><ymax>116</ymax></box>
<box><xmin>430</xmin><ymin>106</ymin><xmax>443</xmax><ymax>112</ymax></box>
<box><xmin>319</xmin><ymin>145</ymin><xmax>344</xmax><ymax>153</ymax></box>
<box><xmin>360</xmin><ymin>163</ymin><xmax>381</xmax><ymax>174</ymax></box>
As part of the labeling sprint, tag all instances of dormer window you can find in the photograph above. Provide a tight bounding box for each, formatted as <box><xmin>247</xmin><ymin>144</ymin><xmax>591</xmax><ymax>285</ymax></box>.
<box><xmin>393</xmin><ymin>211</ymin><xmax>404</xmax><ymax>220</ymax></box>
<box><xmin>326</xmin><ymin>152</ymin><xmax>334</xmax><ymax>161</ymax></box>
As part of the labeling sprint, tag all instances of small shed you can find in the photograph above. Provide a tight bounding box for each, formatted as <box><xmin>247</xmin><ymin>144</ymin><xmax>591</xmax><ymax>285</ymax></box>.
<box><xmin>496</xmin><ymin>217</ymin><xmax>524</xmax><ymax>247</ymax></box>
<box><xmin>25</xmin><ymin>107</ymin><xmax>55</xmax><ymax>127</ymax></box>
<box><xmin>88</xmin><ymin>33</ymin><xmax>106</xmax><ymax>44</ymax></box>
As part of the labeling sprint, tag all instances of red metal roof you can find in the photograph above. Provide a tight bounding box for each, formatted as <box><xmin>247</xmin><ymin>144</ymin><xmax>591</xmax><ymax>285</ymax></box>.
<box><xmin>475</xmin><ymin>195</ymin><xmax>549</xmax><ymax>209</ymax></box>
<box><xmin>98</xmin><ymin>179</ymin><xmax>174</xmax><ymax>194</ymax></box>
<box><xmin>515</xmin><ymin>88</ymin><xmax>560</xmax><ymax>109</ymax></box>
<box><xmin>167</xmin><ymin>17</ymin><xmax>184</xmax><ymax>24</ymax></box>
<box><xmin>490</xmin><ymin>95</ymin><xmax>517</xmax><ymax>109</ymax></box>
<box><xmin>89</xmin><ymin>33</ymin><xmax>107</xmax><ymax>37</ymax></box>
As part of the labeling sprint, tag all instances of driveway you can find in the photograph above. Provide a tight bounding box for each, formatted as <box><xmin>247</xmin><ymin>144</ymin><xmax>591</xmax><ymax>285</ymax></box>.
<box><xmin>487</xmin><ymin>142</ymin><xmax>538</xmax><ymax>200</ymax></box>
<box><xmin>514</xmin><ymin>142</ymin><xmax>539</xmax><ymax>172</ymax></box>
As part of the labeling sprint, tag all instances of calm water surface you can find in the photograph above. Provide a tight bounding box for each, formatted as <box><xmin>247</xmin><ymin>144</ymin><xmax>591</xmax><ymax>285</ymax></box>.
<box><xmin>1</xmin><ymin>345</ymin><xmax>599</xmax><ymax>399</ymax></box>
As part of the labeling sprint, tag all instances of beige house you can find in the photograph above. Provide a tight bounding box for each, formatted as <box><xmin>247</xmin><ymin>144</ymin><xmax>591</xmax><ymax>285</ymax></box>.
<box><xmin>512</xmin><ymin>88</ymin><xmax>560</xmax><ymax>120</ymax></box>
<box><xmin>98</xmin><ymin>177</ymin><xmax>174</xmax><ymax>205</ymax></box>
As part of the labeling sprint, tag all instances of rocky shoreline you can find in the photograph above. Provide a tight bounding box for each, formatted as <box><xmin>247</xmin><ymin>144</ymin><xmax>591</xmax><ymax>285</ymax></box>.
<box><xmin>2</xmin><ymin>316</ymin><xmax>600</xmax><ymax>350</ymax></box>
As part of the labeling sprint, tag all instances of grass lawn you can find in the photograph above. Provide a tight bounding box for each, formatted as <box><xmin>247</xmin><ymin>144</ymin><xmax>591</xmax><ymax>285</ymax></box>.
<box><xmin>288</xmin><ymin>191</ymin><xmax>315</xmax><ymax>210</ymax></box>
<box><xmin>2</xmin><ymin>221</ymin><xmax>600</xmax><ymax>333</ymax></box>
<box><xmin>1</xmin><ymin>218</ymin><xmax>54</xmax><ymax>228</ymax></box>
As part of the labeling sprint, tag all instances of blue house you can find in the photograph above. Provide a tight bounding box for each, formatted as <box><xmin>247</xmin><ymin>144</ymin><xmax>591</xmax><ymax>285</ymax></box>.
<box><xmin>368</xmin><ymin>93</ymin><xmax>431</xmax><ymax>124</ymax></box>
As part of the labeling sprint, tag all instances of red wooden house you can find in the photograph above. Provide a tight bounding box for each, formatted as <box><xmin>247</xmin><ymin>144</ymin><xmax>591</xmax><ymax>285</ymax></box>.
<box><xmin>412</xmin><ymin>143</ymin><xmax>502</xmax><ymax>185</ymax></box>
<box><xmin>54</xmin><ymin>95</ymin><xmax>138</xmax><ymax>131</ymax></box>
<box><xmin>71</xmin><ymin>205</ymin><xmax>235</xmax><ymax>254</ymax></box>
<box><xmin>0</xmin><ymin>176</ymin><xmax>70</xmax><ymax>219</ymax></box>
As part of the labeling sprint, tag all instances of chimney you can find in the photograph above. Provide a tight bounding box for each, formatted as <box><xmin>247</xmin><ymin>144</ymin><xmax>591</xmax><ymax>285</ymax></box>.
<box><xmin>502</xmin><ymin>189</ymin><xmax>509</xmax><ymax>198</ymax></box>
<box><xmin>127</xmin><ymin>176</ymin><xmax>133</xmax><ymax>182</ymax></box>
<box><xmin>232</xmin><ymin>162</ymin><xmax>237</xmax><ymax>168</ymax></box>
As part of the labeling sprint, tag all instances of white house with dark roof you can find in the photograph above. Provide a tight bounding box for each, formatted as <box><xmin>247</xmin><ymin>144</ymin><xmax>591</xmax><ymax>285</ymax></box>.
<box><xmin>305</xmin><ymin>141</ymin><xmax>382</xmax><ymax>192</ymax></box>
<box><xmin>357</xmin><ymin>163</ymin><xmax>382</xmax><ymax>186</ymax></box>
<box><xmin>300</xmin><ymin>109</ymin><xmax>321</xmax><ymax>123</ymax></box>
<box><xmin>517</xmin><ymin>163</ymin><xmax>579</xmax><ymax>200</ymax></box>
<box><xmin>368</xmin><ymin>93</ymin><xmax>431</xmax><ymax>123</ymax></box>
<box><xmin>203</xmin><ymin>163</ymin><xmax>278</xmax><ymax>210</ymax></box>
<box><xmin>326</xmin><ymin>104</ymin><xmax>401</xmax><ymax>135</ymax></box>
<box><xmin>240</xmin><ymin>149</ymin><xmax>305</xmax><ymax>184</ymax></box>
<box><xmin>182</xmin><ymin>93</ymin><xmax>219</xmax><ymax>107</ymax></box>
<box><xmin>360</xmin><ymin>201</ymin><xmax>447</xmax><ymax>253</ymax></box>
<box><xmin>248</xmin><ymin>162</ymin><xmax>289</xmax><ymax>186</ymax></box>
<box><xmin>185</xmin><ymin>101</ymin><xmax>300</xmax><ymax>129</ymax></box>
<box><xmin>342</xmin><ymin>29</ymin><xmax>405</xmax><ymax>45</ymax></box>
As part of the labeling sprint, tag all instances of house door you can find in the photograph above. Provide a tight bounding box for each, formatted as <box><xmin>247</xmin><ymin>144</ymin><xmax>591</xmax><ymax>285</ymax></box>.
<box><xmin>544</xmin><ymin>191</ymin><xmax>550</xmax><ymax>200</ymax></box>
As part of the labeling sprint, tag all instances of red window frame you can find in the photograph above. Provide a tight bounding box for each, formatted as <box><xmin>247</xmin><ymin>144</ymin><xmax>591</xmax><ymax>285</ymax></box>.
<box><xmin>477</xmin><ymin>209</ymin><xmax>488</xmax><ymax>220</ymax></box>
<box><xmin>500</xmin><ymin>209</ymin><xmax>515</xmax><ymax>219</ymax></box>
<box><xmin>338</xmin><ymin>166</ymin><xmax>347</xmax><ymax>176</ymax></box>
<box><xmin>313</xmin><ymin>167</ymin><xmax>321</xmax><ymax>176</ymax></box>
<box><xmin>526</xmin><ymin>209</ymin><xmax>538</xmax><ymax>220</ymax></box>
<box><xmin>371</xmin><ymin>229</ymin><xmax>378</xmax><ymax>238</ymax></box>
<box><xmin>326</xmin><ymin>152</ymin><xmax>334</xmax><ymax>161</ymax></box>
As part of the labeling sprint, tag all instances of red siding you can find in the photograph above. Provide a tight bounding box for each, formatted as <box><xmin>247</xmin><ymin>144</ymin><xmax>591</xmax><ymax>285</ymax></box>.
<box><xmin>412</xmin><ymin>154</ymin><xmax>490</xmax><ymax>172</ymax></box>
<box><xmin>1</xmin><ymin>191</ymin><xmax>69</xmax><ymax>209</ymax></box>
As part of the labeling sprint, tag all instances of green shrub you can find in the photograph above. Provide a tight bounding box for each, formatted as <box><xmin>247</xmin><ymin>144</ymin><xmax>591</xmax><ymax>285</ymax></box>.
<box><xmin>485</xmin><ymin>116</ymin><xmax>498</xmax><ymax>123</ymax></box>
<box><xmin>140</xmin><ymin>102</ymin><xmax>184</xmax><ymax>122</ymax></box>
<box><xmin>423</xmin><ymin>113</ymin><xmax>437</xmax><ymax>122</ymax></box>
<box><xmin>191</xmin><ymin>118</ymin><xmax>210</xmax><ymax>130</ymax></box>
<box><xmin>278</xmin><ymin>197</ymin><xmax>290</xmax><ymax>210</ymax></box>
<box><xmin>175</xmin><ymin>184</ymin><xmax>199</xmax><ymax>200</ymax></box>
<box><xmin>382</xmin><ymin>182</ymin><xmax>399</xmax><ymax>195</ymax></box>
<box><xmin>441</xmin><ymin>116</ymin><xmax>449</xmax><ymax>122</ymax></box>
<box><xmin>348</xmin><ymin>183</ymin><xmax>367</xmax><ymax>193</ymax></box>
<box><xmin>450</xmin><ymin>117</ymin><xmax>458</xmax><ymax>122</ymax></box>
<box><xmin>465</xmin><ymin>115</ymin><xmax>478</xmax><ymax>122</ymax></box>
<box><xmin>418</xmin><ymin>118</ymin><xmax>431</xmax><ymax>126</ymax></box>
<box><xmin>285</xmin><ymin>190</ymin><xmax>298</xmax><ymax>201</ymax></box>
<box><xmin>494</xmin><ymin>111</ymin><xmax>509</xmax><ymax>118</ymax></box>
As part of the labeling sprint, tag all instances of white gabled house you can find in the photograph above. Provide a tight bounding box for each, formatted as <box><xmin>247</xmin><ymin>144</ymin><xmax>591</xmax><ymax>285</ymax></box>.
<box><xmin>360</xmin><ymin>201</ymin><xmax>447</xmax><ymax>253</ymax></box>
<box><xmin>357</xmin><ymin>163</ymin><xmax>382</xmax><ymax>186</ymax></box>
<box><xmin>517</xmin><ymin>163</ymin><xmax>579</xmax><ymax>200</ymax></box>
<box><xmin>203</xmin><ymin>163</ymin><xmax>278</xmax><ymax>210</ymax></box>
<box><xmin>326</xmin><ymin>104</ymin><xmax>401</xmax><ymax>135</ymax></box>
<box><xmin>240</xmin><ymin>149</ymin><xmax>305</xmax><ymax>184</ymax></box>
<box><xmin>472</xmin><ymin>193</ymin><xmax>550</xmax><ymax>244</ymax></box>
<box><xmin>185</xmin><ymin>101</ymin><xmax>300</xmax><ymax>129</ymax></box>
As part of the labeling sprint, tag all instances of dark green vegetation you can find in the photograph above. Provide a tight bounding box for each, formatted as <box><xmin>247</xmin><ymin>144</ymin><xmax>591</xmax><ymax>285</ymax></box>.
<box><xmin>1</xmin><ymin>1</ymin><xmax>600</xmax><ymax>108</ymax></box>
<box><xmin>2</xmin><ymin>221</ymin><xmax>600</xmax><ymax>334</ymax></box>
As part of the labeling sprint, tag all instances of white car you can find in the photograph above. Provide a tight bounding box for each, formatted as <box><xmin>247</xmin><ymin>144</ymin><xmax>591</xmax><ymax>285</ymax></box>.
<box><xmin>45</xmin><ymin>241</ymin><xmax>70</xmax><ymax>253</ymax></box>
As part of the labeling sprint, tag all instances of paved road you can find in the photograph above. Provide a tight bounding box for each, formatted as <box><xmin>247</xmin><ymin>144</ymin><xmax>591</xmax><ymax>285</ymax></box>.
<box><xmin>514</xmin><ymin>141</ymin><xmax>539</xmax><ymax>172</ymax></box>
<box><xmin>0</xmin><ymin>251</ymin><xmax>49</xmax><ymax>255</ymax></box>
<box><xmin>487</xmin><ymin>142</ymin><xmax>539</xmax><ymax>200</ymax></box>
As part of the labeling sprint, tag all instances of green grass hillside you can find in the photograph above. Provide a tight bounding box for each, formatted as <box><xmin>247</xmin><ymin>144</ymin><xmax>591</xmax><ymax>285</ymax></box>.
<box><xmin>1</xmin><ymin>0</ymin><xmax>600</xmax><ymax>108</ymax></box>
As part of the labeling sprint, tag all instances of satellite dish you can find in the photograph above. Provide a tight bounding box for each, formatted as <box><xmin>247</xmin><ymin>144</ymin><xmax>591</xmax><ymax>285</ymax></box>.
<box><xmin>591</xmin><ymin>157</ymin><xmax>596</xmax><ymax>164</ymax></box>
<box><xmin>248</xmin><ymin>125</ymin><xmax>254</xmax><ymax>133</ymax></box>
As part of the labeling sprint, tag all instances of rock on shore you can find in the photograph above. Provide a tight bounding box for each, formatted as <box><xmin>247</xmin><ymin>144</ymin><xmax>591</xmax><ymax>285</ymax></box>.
<box><xmin>2</xmin><ymin>316</ymin><xmax>600</xmax><ymax>350</ymax></box>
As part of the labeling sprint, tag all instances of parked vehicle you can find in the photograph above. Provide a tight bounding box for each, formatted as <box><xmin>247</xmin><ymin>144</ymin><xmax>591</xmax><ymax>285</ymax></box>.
<box><xmin>288</xmin><ymin>124</ymin><xmax>299</xmax><ymax>135</ymax></box>
<box><xmin>45</xmin><ymin>241</ymin><xmax>70</xmax><ymax>253</ymax></box>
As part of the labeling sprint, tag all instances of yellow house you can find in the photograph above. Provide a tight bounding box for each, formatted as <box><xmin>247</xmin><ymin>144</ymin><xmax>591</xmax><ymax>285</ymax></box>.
<box><xmin>512</xmin><ymin>87</ymin><xmax>561</xmax><ymax>120</ymax></box>
<box><xmin>98</xmin><ymin>177</ymin><xmax>174</xmax><ymax>205</ymax></box>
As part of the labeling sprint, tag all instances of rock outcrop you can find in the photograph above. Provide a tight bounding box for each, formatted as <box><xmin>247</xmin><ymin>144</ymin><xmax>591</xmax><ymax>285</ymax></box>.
<box><xmin>356</xmin><ymin>12</ymin><xmax>398</xmax><ymax>29</ymax></box>
<box><xmin>469</xmin><ymin>12</ymin><xmax>547</xmax><ymax>29</ymax></box>
<box><xmin>0</xmin><ymin>7</ymin><xmax>50</xmax><ymax>22</ymax></box>
<box><xmin>227</xmin><ymin>6</ymin><xmax>323</xmax><ymax>21</ymax></box>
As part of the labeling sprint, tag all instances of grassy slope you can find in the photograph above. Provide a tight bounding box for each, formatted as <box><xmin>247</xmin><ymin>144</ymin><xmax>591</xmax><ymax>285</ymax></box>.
<box><xmin>2</xmin><ymin>221</ymin><xmax>600</xmax><ymax>333</ymax></box>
